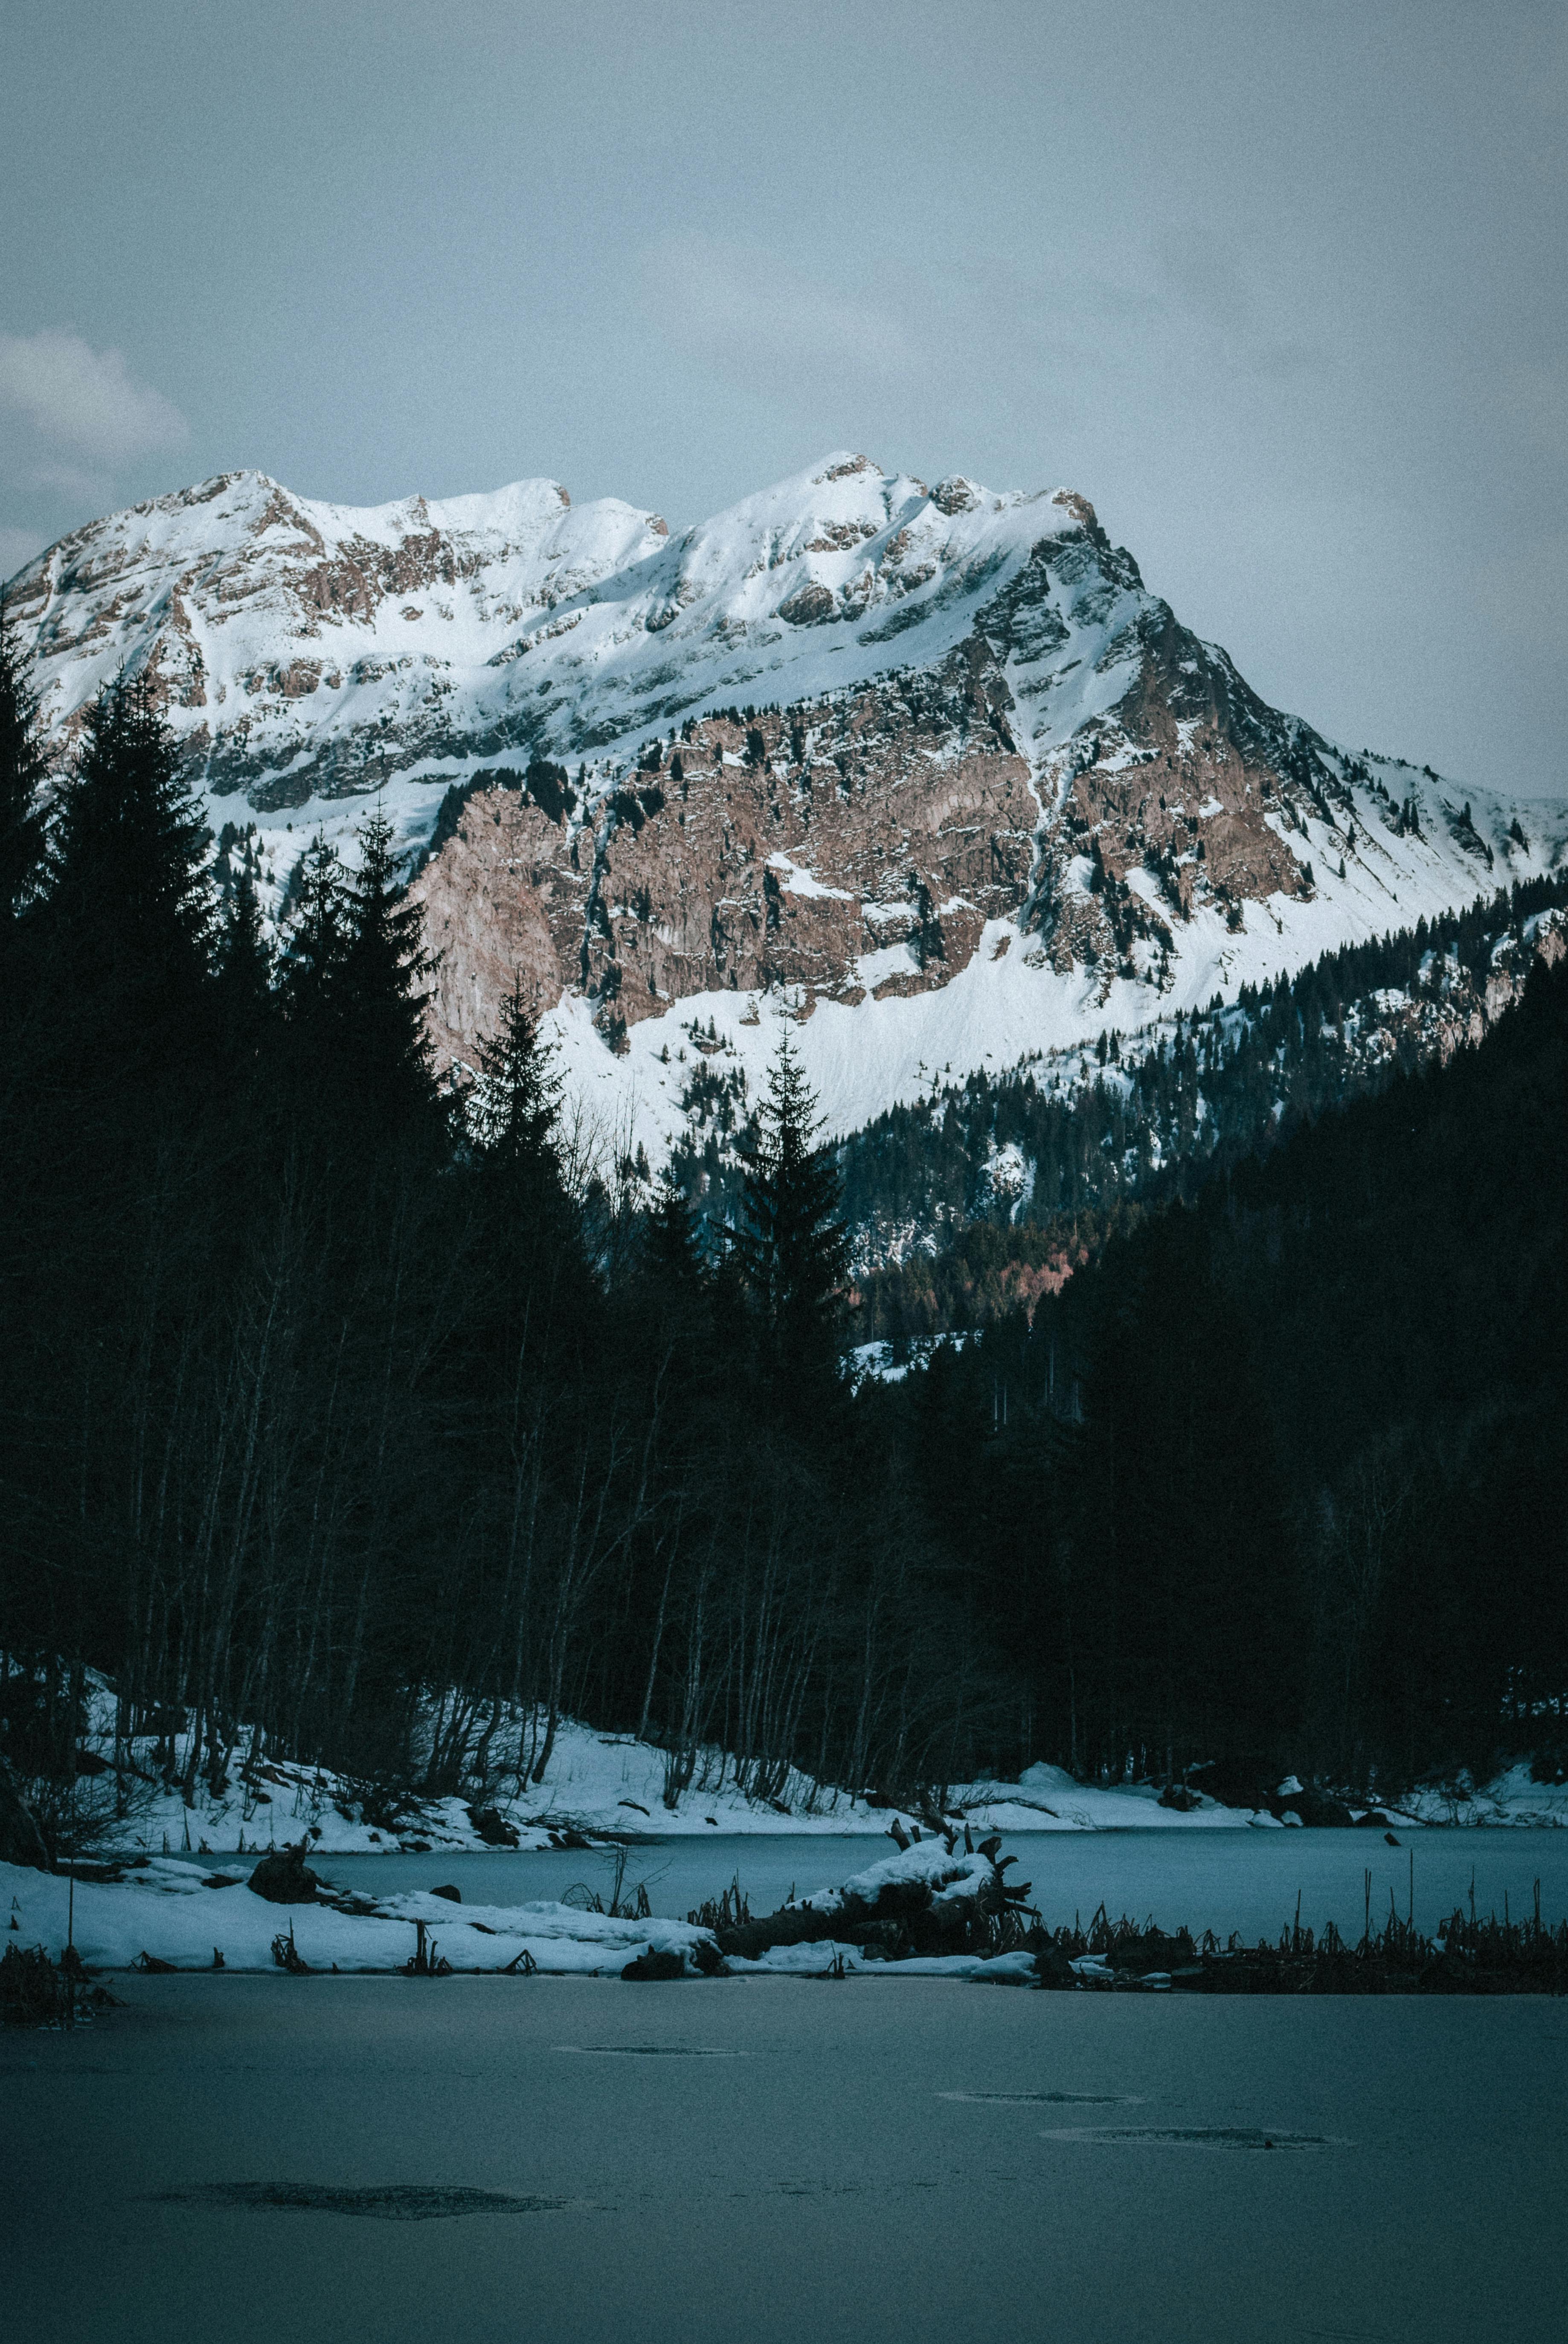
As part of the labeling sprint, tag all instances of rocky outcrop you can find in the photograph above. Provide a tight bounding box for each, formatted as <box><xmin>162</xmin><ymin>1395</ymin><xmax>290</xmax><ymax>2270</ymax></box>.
<box><xmin>407</xmin><ymin>490</ymin><xmax>1377</xmax><ymax>1060</ymax></box>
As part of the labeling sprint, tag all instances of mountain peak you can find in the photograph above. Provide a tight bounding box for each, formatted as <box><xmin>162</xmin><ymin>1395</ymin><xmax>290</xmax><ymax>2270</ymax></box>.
<box><xmin>9</xmin><ymin>451</ymin><xmax>1562</xmax><ymax>1165</ymax></box>
<box><xmin>812</xmin><ymin>451</ymin><xmax>883</xmax><ymax>482</ymax></box>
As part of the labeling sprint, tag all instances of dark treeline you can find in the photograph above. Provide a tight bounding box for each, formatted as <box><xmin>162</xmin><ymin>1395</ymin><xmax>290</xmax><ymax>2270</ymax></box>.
<box><xmin>1</xmin><ymin>622</ymin><xmax>1561</xmax><ymax>1821</ymax></box>
<box><xmin>896</xmin><ymin>941</ymin><xmax>1568</xmax><ymax>1797</ymax></box>
<box><xmin>0</xmin><ymin>641</ymin><xmax>990</xmax><ymax>1815</ymax></box>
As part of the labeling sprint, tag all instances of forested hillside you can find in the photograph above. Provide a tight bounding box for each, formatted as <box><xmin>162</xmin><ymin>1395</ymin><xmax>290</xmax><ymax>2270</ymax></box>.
<box><xmin>897</xmin><ymin>942</ymin><xmax>1568</xmax><ymax>1797</ymax></box>
<box><xmin>1</xmin><ymin>617</ymin><xmax>1562</xmax><ymax>1823</ymax></box>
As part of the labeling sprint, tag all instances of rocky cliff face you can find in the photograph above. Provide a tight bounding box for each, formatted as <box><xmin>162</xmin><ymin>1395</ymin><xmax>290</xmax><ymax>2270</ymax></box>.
<box><xmin>10</xmin><ymin>452</ymin><xmax>1563</xmax><ymax>1134</ymax></box>
<box><xmin>415</xmin><ymin>649</ymin><xmax>1039</xmax><ymax>1058</ymax></box>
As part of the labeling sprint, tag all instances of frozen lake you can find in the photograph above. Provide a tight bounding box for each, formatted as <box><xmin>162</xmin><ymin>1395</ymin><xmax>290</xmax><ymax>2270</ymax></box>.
<box><xmin>6</xmin><ymin>1975</ymin><xmax>1563</xmax><ymax>2343</ymax></box>
<box><xmin>315</xmin><ymin>1826</ymin><xmax>1568</xmax><ymax>1942</ymax></box>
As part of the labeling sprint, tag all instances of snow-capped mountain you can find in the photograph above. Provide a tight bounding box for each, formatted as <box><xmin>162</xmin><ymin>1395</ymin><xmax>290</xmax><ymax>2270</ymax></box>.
<box><xmin>9</xmin><ymin>451</ymin><xmax>1565</xmax><ymax>1157</ymax></box>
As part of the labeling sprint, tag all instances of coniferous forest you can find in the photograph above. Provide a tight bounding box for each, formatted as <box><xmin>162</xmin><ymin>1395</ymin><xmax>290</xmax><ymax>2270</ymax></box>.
<box><xmin>1</xmin><ymin>620</ymin><xmax>1563</xmax><ymax>1822</ymax></box>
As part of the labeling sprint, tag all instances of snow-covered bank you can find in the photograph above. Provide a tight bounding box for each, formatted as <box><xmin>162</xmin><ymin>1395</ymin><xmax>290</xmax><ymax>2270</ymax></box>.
<box><xmin>61</xmin><ymin>1677</ymin><xmax>1284</xmax><ymax>1859</ymax></box>
<box><xmin>0</xmin><ymin>1843</ymin><xmax>1026</xmax><ymax>1982</ymax></box>
<box><xmin>67</xmin><ymin>1712</ymin><xmax>894</xmax><ymax>1860</ymax></box>
<box><xmin>957</xmin><ymin>1762</ymin><xmax>1273</xmax><ymax>1832</ymax></box>
<box><xmin>1397</xmin><ymin>1762</ymin><xmax>1568</xmax><ymax>1831</ymax></box>
<box><xmin>60</xmin><ymin>1731</ymin><xmax>1341</xmax><ymax>1859</ymax></box>
<box><xmin>0</xmin><ymin>1836</ymin><xmax>1009</xmax><ymax>1980</ymax></box>
<box><xmin>1</xmin><ymin>1858</ymin><xmax>714</xmax><ymax>1978</ymax></box>
<box><xmin>51</xmin><ymin>1725</ymin><xmax>1566</xmax><ymax>1864</ymax></box>
<box><xmin>37</xmin><ymin>1672</ymin><xmax>1565</xmax><ymax>1865</ymax></box>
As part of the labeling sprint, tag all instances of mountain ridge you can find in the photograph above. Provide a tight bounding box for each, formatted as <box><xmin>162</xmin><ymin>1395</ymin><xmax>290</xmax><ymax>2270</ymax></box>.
<box><xmin>9</xmin><ymin>451</ymin><xmax>1565</xmax><ymax>1160</ymax></box>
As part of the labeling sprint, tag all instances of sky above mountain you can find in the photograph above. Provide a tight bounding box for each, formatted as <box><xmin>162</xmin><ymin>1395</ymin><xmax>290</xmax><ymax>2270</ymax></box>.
<box><xmin>1</xmin><ymin>0</ymin><xmax>1563</xmax><ymax>796</ymax></box>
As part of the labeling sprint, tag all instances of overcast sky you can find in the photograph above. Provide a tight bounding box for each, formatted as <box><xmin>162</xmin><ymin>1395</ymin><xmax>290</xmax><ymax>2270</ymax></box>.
<box><xmin>2</xmin><ymin>0</ymin><xmax>1562</xmax><ymax>794</ymax></box>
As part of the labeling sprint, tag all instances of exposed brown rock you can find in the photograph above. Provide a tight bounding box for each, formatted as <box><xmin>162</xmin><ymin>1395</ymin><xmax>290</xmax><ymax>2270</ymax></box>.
<box><xmin>416</xmin><ymin>789</ymin><xmax>580</xmax><ymax>1053</ymax></box>
<box><xmin>413</xmin><ymin>642</ymin><xmax>1040</xmax><ymax>1062</ymax></box>
<box><xmin>412</xmin><ymin>542</ymin><xmax>1346</xmax><ymax>1062</ymax></box>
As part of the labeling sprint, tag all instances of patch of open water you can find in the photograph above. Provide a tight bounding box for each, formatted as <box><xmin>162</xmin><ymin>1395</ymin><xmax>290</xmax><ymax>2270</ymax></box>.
<box><xmin>314</xmin><ymin>1825</ymin><xmax>1568</xmax><ymax>1942</ymax></box>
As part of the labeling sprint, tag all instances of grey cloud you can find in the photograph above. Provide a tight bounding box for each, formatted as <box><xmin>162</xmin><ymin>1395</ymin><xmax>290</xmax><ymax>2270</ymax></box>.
<box><xmin>0</xmin><ymin>331</ymin><xmax>188</xmax><ymax>467</ymax></box>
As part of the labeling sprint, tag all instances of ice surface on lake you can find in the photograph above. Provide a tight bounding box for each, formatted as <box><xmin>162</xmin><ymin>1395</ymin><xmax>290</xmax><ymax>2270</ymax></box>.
<box><xmin>6</xmin><ymin>1976</ymin><xmax>1564</xmax><ymax>2343</ymax></box>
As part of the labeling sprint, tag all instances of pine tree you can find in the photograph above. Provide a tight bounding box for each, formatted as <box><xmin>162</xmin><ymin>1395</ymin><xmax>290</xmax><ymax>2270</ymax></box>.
<box><xmin>338</xmin><ymin>806</ymin><xmax>435</xmax><ymax>1115</ymax></box>
<box><xmin>41</xmin><ymin>672</ymin><xmax>216</xmax><ymax>1045</ymax></box>
<box><xmin>466</xmin><ymin>977</ymin><xmax>581</xmax><ymax>1354</ymax></box>
<box><xmin>472</xmin><ymin>979</ymin><xmax>561</xmax><ymax>1166</ymax></box>
<box><xmin>279</xmin><ymin>832</ymin><xmax>350</xmax><ymax>1031</ymax></box>
<box><xmin>738</xmin><ymin>1032</ymin><xmax>849</xmax><ymax>1403</ymax></box>
<box><xmin>0</xmin><ymin>596</ymin><xmax>49</xmax><ymax>926</ymax></box>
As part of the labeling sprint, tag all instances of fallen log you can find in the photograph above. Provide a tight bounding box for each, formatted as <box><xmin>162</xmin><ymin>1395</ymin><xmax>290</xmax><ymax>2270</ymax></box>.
<box><xmin>713</xmin><ymin>1844</ymin><xmax>1035</xmax><ymax>1964</ymax></box>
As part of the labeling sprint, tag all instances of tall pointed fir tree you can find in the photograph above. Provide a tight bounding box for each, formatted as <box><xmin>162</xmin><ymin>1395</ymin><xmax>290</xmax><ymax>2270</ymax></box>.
<box><xmin>40</xmin><ymin>671</ymin><xmax>216</xmax><ymax>1069</ymax></box>
<box><xmin>464</xmin><ymin>974</ymin><xmax>585</xmax><ymax>1421</ymax></box>
<box><xmin>338</xmin><ymin>806</ymin><xmax>435</xmax><ymax>1122</ymax></box>
<box><xmin>472</xmin><ymin>974</ymin><xmax>565</xmax><ymax>1197</ymax></box>
<box><xmin>738</xmin><ymin>1032</ymin><xmax>849</xmax><ymax>1410</ymax></box>
<box><xmin>645</xmin><ymin>1172</ymin><xmax>707</xmax><ymax>1287</ymax></box>
<box><xmin>279</xmin><ymin>830</ymin><xmax>350</xmax><ymax>1039</ymax></box>
<box><xmin>0</xmin><ymin>595</ymin><xmax>50</xmax><ymax>932</ymax></box>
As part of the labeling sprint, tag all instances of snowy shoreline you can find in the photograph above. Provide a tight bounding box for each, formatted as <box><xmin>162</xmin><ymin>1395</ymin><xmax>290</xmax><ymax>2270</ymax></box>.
<box><xmin>60</xmin><ymin>1695</ymin><xmax>1568</xmax><ymax>1867</ymax></box>
<box><xmin>1</xmin><ymin>1839</ymin><xmax>1036</xmax><ymax>1983</ymax></box>
<box><xmin>9</xmin><ymin>1808</ymin><xmax>1568</xmax><ymax>1988</ymax></box>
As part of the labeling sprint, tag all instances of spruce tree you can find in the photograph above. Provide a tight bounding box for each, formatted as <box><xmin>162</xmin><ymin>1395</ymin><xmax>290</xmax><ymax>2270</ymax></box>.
<box><xmin>0</xmin><ymin>596</ymin><xmax>49</xmax><ymax>926</ymax></box>
<box><xmin>41</xmin><ymin>672</ymin><xmax>216</xmax><ymax>1050</ymax></box>
<box><xmin>338</xmin><ymin>807</ymin><xmax>435</xmax><ymax>1117</ymax></box>
<box><xmin>466</xmin><ymin>977</ymin><xmax>582</xmax><ymax>1383</ymax></box>
<box><xmin>279</xmin><ymin>832</ymin><xmax>350</xmax><ymax>1032</ymax></box>
<box><xmin>472</xmin><ymin>975</ymin><xmax>564</xmax><ymax>1184</ymax></box>
<box><xmin>738</xmin><ymin>1032</ymin><xmax>848</xmax><ymax>1404</ymax></box>
<box><xmin>645</xmin><ymin>1172</ymin><xmax>706</xmax><ymax>1285</ymax></box>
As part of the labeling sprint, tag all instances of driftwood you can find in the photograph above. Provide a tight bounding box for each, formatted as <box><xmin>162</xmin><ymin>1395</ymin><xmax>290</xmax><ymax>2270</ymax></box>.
<box><xmin>247</xmin><ymin>1843</ymin><xmax>320</xmax><ymax>1904</ymax></box>
<box><xmin>713</xmin><ymin>1851</ymin><xmax>1034</xmax><ymax>1964</ymax></box>
<box><xmin>621</xmin><ymin>1946</ymin><xmax>685</xmax><ymax>1981</ymax></box>
<box><xmin>619</xmin><ymin>1933</ymin><xmax>727</xmax><ymax>1980</ymax></box>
